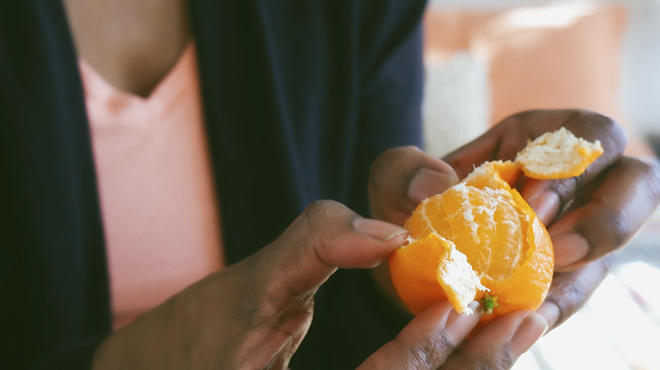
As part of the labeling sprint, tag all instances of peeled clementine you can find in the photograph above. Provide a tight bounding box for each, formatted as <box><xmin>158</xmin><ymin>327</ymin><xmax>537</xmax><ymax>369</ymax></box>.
<box><xmin>389</xmin><ymin>128</ymin><xmax>603</xmax><ymax>326</ymax></box>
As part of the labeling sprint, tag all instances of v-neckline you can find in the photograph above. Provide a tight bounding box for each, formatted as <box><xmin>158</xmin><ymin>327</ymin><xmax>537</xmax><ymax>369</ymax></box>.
<box><xmin>79</xmin><ymin>41</ymin><xmax>195</xmax><ymax>101</ymax></box>
<box><xmin>78</xmin><ymin>41</ymin><xmax>197</xmax><ymax>117</ymax></box>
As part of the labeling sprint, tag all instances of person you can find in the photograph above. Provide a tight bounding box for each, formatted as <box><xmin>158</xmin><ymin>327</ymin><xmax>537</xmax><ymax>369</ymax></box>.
<box><xmin>1</xmin><ymin>1</ymin><xmax>659</xmax><ymax>369</ymax></box>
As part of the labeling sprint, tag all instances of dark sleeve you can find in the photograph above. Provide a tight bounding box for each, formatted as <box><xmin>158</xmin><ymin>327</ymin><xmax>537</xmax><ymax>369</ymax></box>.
<box><xmin>34</xmin><ymin>337</ymin><xmax>108</xmax><ymax>370</ymax></box>
<box><xmin>347</xmin><ymin>0</ymin><xmax>427</xmax><ymax>217</ymax></box>
<box><xmin>290</xmin><ymin>1</ymin><xmax>426</xmax><ymax>368</ymax></box>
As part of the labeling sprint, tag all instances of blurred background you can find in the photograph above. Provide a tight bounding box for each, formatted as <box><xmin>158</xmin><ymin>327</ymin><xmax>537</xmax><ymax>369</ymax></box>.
<box><xmin>420</xmin><ymin>0</ymin><xmax>660</xmax><ymax>368</ymax></box>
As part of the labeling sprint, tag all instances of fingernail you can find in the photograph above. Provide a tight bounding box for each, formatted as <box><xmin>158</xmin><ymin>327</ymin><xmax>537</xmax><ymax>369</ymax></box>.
<box><xmin>353</xmin><ymin>218</ymin><xmax>408</xmax><ymax>241</ymax></box>
<box><xmin>445</xmin><ymin>301</ymin><xmax>482</xmax><ymax>344</ymax></box>
<box><xmin>408</xmin><ymin>168</ymin><xmax>458</xmax><ymax>203</ymax></box>
<box><xmin>551</xmin><ymin>232</ymin><xmax>589</xmax><ymax>269</ymax></box>
<box><xmin>536</xmin><ymin>301</ymin><xmax>560</xmax><ymax>329</ymax></box>
<box><xmin>527</xmin><ymin>190</ymin><xmax>560</xmax><ymax>225</ymax></box>
<box><xmin>510</xmin><ymin>313</ymin><xmax>547</xmax><ymax>360</ymax></box>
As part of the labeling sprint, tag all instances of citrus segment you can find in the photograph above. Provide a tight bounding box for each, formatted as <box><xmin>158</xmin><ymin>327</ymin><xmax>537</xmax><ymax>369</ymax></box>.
<box><xmin>389</xmin><ymin>233</ymin><xmax>486</xmax><ymax>315</ymax></box>
<box><xmin>515</xmin><ymin>127</ymin><xmax>603</xmax><ymax>179</ymax></box>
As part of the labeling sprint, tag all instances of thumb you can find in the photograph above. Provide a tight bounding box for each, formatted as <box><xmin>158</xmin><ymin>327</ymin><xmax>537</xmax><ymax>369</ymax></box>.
<box><xmin>369</xmin><ymin>146</ymin><xmax>458</xmax><ymax>225</ymax></box>
<box><xmin>219</xmin><ymin>201</ymin><xmax>407</xmax><ymax>370</ymax></box>
<box><xmin>257</xmin><ymin>200</ymin><xmax>409</xmax><ymax>300</ymax></box>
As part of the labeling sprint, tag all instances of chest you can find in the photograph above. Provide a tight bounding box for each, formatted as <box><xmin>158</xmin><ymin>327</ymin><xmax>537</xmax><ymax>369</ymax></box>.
<box><xmin>62</xmin><ymin>0</ymin><xmax>190</xmax><ymax>97</ymax></box>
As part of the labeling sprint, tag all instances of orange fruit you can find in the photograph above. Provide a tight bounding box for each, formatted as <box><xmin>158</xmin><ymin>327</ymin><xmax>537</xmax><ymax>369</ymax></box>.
<box><xmin>389</xmin><ymin>128</ymin><xmax>603</xmax><ymax>325</ymax></box>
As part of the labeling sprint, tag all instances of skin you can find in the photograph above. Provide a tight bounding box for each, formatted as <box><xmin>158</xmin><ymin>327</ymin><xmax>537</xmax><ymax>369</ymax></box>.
<box><xmin>64</xmin><ymin>0</ymin><xmax>521</xmax><ymax>367</ymax></box>
<box><xmin>62</xmin><ymin>0</ymin><xmax>190</xmax><ymax>97</ymax></box>
<box><xmin>94</xmin><ymin>111</ymin><xmax>657</xmax><ymax>369</ymax></box>
<box><xmin>92</xmin><ymin>201</ymin><xmax>488</xmax><ymax>369</ymax></box>
<box><xmin>369</xmin><ymin>110</ymin><xmax>660</xmax><ymax>336</ymax></box>
<box><xmin>92</xmin><ymin>200</ymin><xmax>547</xmax><ymax>369</ymax></box>
<box><xmin>62</xmin><ymin>0</ymin><xmax>660</xmax><ymax>368</ymax></box>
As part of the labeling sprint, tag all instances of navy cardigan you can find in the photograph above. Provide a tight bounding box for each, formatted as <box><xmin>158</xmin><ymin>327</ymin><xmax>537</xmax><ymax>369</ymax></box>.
<box><xmin>0</xmin><ymin>0</ymin><xmax>426</xmax><ymax>368</ymax></box>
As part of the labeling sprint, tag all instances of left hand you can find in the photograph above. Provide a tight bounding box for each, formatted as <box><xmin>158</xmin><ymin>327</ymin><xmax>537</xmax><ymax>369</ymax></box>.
<box><xmin>368</xmin><ymin>109</ymin><xmax>660</xmax><ymax>333</ymax></box>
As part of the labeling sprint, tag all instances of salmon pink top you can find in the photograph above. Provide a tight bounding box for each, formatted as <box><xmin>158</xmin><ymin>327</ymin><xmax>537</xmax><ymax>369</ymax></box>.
<box><xmin>79</xmin><ymin>42</ymin><xmax>225</xmax><ymax>330</ymax></box>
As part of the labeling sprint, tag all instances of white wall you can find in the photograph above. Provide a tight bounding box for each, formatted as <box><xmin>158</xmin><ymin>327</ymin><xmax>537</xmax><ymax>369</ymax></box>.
<box><xmin>619</xmin><ymin>0</ymin><xmax>660</xmax><ymax>135</ymax></box>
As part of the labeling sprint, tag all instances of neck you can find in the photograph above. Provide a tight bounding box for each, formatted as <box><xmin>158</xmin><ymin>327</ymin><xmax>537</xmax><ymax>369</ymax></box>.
<box><xmin>62</xmin><ymin>0</ymin><xmax>191</xmax><ymax>97</ymax></box>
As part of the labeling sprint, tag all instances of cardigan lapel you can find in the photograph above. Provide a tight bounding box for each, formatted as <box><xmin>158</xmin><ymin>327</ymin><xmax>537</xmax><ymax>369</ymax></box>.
<box><xmin>0</xmin><ymin>0</ymin><xmax>110</xmax><ymax>365</ymax></box>
<box><xmin>190</xmin><ymin>0</ymin><xmax>308</xmax><ymax>264</ymax></box>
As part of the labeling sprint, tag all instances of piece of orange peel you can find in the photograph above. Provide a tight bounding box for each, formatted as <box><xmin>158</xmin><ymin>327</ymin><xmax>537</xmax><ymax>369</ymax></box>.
<box><xmin>515</xmin><ymin>127</ymin><xmax>604</xmax><ymax>179</ymax></box>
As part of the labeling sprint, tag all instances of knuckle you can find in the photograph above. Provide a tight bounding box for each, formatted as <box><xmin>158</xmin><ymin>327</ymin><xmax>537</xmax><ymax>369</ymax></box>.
<box><xmin>301</xmin><ymin>200</ymin><xmax>344</xmax><ymax>247</ymax></box>
<box><xmin>548</xmin><ymin>256</ymin><xmax>613</xmax><ymax>326</ymax></box>
<box><xmin>400</xmin><ymin>346</ymin><xmax>428</xmax><ymax>369</ymax></box>
<box><xmin>594</xmin><ymin>113</ymin><xmax>628</xmax><ymax>150</ymax></box>
<box><xmin>584</xmin><ymin>156</ymin><xmax>660</xmax><ymax>251</ymax></box>
<box><xmin>617</xmin><ymin>156</ymin><xmax>660</xmax><ymax>214</ymax></box>
<box><xmin>372</xmin><ymin>146</ymin><xmax>419</xmax><ymax>168</ymax></box>
<box><xmin>304</xmin><ymin>199</ymin><xmax>345</xmax><ymax>223</ymax></box>
<box><xmin>480</xmin><ymin>354</ymin><xmax>513</xmax><ymax>370</ymax></box>
<box><xmin>637</xmin><ymin>157</ymin><xmax>660</xmax><ymax>201</ymax></box>
<box><xmin>584</xmin><ymin>206</ymin><xmax>631</xmax><ymax>253</ymax></box>
<box><xmin>369</xmin><ymin>146</ymin><xmax>420</xmax><ymax>182</ymax></box>
<box><xmin>449</xmin><ymin>346</ymin><xmax>513</xmax><ymax>370</ymax></box>
<box><xmin>574</xmin><ymin>157</ymin><xmax>660</xmax><ymax>259</ymax></box>
<box><xmin>548</xmin><ymin>176</ymin><xmax>579</xmax><ymax>208</ymax></box>
<box><xmin>301</xmin><ymin>199</ymin><xmax>354</xmax><ymax>264</ymax></box>
<box><xmin>604</xmin><ymin>209</ymin><xmax>632</xmax><ymax>248</ymax></box>
<box><xmin>421</xmin><ymin>330</ymin><xmax>455</xmax><ymax>365</ymax></box>
<box><xmin>568</xmin><ymin>110</ymin><xmax>627</xmax><ymax>153</ymax></box>
<box><xmin>550</xmin><ymin>282</ymin><xmax>584</xmax><ymax>321</ymax></box>
<box><xmin>397</xmin><ymin>330</ymin><xmax>455</xmax><ymax>369</ymax></box>
<box><xmin>469</xmin><ymin>346</ymin><xmax>513</xmax><ymax>370</ymax></box>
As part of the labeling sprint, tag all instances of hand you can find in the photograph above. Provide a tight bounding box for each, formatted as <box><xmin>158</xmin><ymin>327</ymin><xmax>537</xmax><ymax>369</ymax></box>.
<box><xmin>94</xmin><ymin>200</ymin><xmax>525</xmax><ymax>369</ymax></box>
<box><xmin>444</xmin><ymin>110</ymin><xmax>660</xmax><ymax>329</ymax></box>
<box><xmin>369</xmin><ymin>109</ymin><xmax>660</xmax><ymax>335</ymax></box>
<box><xmin>368</xmin><ymin>146</ymin><xmax>548</xmax><ymax>368</ymax></box>
<box><xmin>92</xmin><ymin>200</ymin><xmax>411</xmax><ymax>369</ymax></box>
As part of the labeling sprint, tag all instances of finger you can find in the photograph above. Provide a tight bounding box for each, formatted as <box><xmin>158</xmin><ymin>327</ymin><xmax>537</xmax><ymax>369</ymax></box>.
<box><xmin>443</xmin><ymin>110</ymin><xmax>582</xmax><ymax>178</ymax></box>
<box><xmin>369</xmin><ymin>146</ymin><xmax>458</xmax><ymax>225</ymax></box>
<box><xmin>444</xmin><ymin>110</ymin><xmax>627</xmax><ymax>188</ymax></box>
<box><xmin>536</xmin><ymin>256</ymin><xmax>613</xmax><ymax>331</ymax></box>
<box><xmin>521</xmin><ymin>178</ymin><xmax>563</xmax><ymax>225</ymax></box>
<box><xmin>548</xmin><ymin>157</ymin><xmax>660</xmax><ymax>270</ymax></box>
<box><xmin>442</xmin><ymin>311</ymin><xmax>547</xmax><ymax>370</ymax></box>
<box><xmin>220</xmin><ymin>201</ymin><xmax>409</xmax><ymax>370</ymax></box>
<box><xmin>357</xmin><ymin>301</ymin><xmax>482</xmax><ymax>370</ymax></box>
<box><xmin>368</xmin><ymin>147</ymin><xmax>458</xmax><ymax>308</ymax></box>
<box><xmin>257</xmin><ymin>200</ymin><xmax>408</xmax><ymax>300</ymax></box>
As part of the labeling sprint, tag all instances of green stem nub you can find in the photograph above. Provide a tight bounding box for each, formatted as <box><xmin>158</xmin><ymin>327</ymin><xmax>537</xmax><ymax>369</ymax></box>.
<box><xmin>480</xmin><ymin>293</ymin><xmax>499</xmax><ymax>314</ymax></box>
